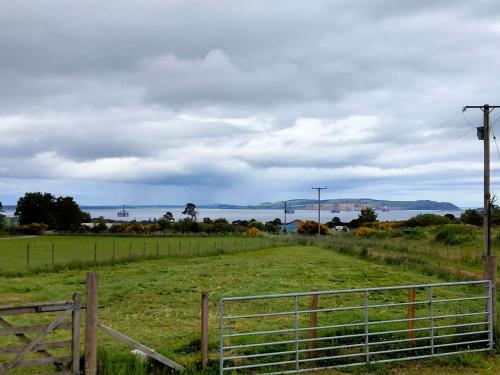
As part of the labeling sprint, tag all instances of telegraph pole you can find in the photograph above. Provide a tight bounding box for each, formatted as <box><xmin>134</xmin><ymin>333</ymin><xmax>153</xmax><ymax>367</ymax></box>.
<box><xmin>284</xmin><ymin>201</ymin><xmax>287</xmax><ymax>232</ymax></box>
<box><xmin>312</xmin><ymin>186</ymin><xmax>327</xmax><ymax>235</ymax></box>
<box><xmin>463</xmin><ymin>104</ymin><xmax>499</xmax><ymax>328</ymax></box>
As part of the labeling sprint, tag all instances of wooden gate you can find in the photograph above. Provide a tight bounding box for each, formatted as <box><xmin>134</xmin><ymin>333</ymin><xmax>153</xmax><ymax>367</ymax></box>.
<box><xmin>0</xmin><ymin>293</ymin><xmax>82</xmax><ymax>374</ymax></box>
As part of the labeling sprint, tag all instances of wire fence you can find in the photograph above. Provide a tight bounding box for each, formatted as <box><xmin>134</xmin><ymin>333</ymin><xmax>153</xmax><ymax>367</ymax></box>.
<box><xmin>0</xmin><ymin>236</ymin><xmax>295</xmax><ymax>274</ymax></box>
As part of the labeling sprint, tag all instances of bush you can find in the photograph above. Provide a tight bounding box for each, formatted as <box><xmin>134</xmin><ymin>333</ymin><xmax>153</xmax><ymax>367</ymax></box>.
<box><xmin>434</xmin><ymin>224</ymin><xmax>476</xmax><ymax>245</ymax></box>
<box><xmin>244</xmin><ymin>227</ymin><xmax>262</xmax><ymax>237</ymax></box>
<box><xmin>404</xmin><ymin>214</ymin><xmax>450</xmax><ymax>227</ymax></box>
<box><xmin>297</xmin><ymin>220</ymin><xmax>331</xmax><ymax>235</ymax></box>
<box><xmin>19</xmin><ymin>222</ymin><xmax>48</xmax><ymax>234</ymax></box>
<box><xmin>355</xmin><ymin>227</ymin><xmax>376</xmax><ymax>237</ymax></box>
<box><xmin>460</xmin><ymin>209</ymin><xmax>482</xmax><ymax>226</ymax></box>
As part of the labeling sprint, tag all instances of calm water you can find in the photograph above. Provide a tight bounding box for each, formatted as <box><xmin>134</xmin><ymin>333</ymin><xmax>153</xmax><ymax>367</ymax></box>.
<box><xmin>2</xmin><ymin>207</ymin><xmax>463</xmax><ymax>223</ymax></box>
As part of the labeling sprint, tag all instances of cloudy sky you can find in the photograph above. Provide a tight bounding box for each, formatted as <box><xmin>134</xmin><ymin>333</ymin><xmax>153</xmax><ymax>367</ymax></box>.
<box><xmin>1</xmin><ymin>0</ymin><xmax>500</xmax><ymax>207</ymax></box>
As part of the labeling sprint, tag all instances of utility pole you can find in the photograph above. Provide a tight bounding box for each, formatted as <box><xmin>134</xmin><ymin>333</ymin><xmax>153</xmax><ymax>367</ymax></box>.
<box><xmin>311</xmin><ymin>186</ymin><xmax>327</xmax><ymax>235</ymax></box>
<box><xmin>284</xmin><ymin>200</ymin><xmax>287</xmax><ymax>233</ymax></box>
<box><xmin>463</xmin><ymin>104</ymin><xmax>499</xmax><ymax>329</ymax></box>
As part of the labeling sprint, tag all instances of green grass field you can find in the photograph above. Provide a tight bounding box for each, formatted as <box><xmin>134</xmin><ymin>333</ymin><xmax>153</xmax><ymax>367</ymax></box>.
<box><xmin>0</xmin><ymin>235</ymin><xmax>288</xmax><ymax>274</ymax></box>
<box><xmin>0</xmin><ymin>244</ymin><xmax>497</xmax><ymax>374</ymax></box>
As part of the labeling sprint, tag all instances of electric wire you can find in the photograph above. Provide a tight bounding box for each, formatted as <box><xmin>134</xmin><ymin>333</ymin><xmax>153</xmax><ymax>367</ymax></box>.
<box><xmin>490</xmin><ymin>124</ymin><xmax>500</xmax><ymax>161</ymax></box>
<box><xmin>462</xmin><ymin>109</ymin><xmax>476</xmax><ymax>128</ymax></box>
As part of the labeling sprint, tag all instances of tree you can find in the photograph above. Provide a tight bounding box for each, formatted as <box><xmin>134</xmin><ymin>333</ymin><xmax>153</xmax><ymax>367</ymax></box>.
<box><xmin>182</xmin><ymin>203</ymin><xmax>198</xmax><ymax>221</ymax></box>
<box><xmin>54</xmin><ymin>196</ymin><xmax>88</xmax><ymax>231</ymax></box>
<box><xmin>358</xmin><ymin>207</ymin><xmax>377</xmax><ymax>223</ymax></box>
<box><xmin>15</xmin><ymin>192</ymin><xmax>57</xmax><ymax>228</ymax></box>
<box><xmin>15</xmin><ymin>192</ymin><xmax>88</xmax><ymax>231</ymax></box>
<box><xmin>163</xmin><ymin>211</ymin><xmax>175</xmax><ymax>222</ymax></box>
<box><xmin>265</xmin><ymin>218</ymin><xmax>282</xmax><ymax>233</ymax></box>
<box><xmin>460</xmin><ymin>209</ymin><xmax>482</xmax><ymax>226</ymax></box>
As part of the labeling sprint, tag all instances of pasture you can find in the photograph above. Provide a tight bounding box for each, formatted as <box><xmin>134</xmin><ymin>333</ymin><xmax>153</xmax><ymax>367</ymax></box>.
<box><xmin>0</xmin><ymin>235</ymin><xmax>287</xmax><ymax>275</ymax></box>
<box><xmin>0</xmin><ymin>242</ymin><xmax>498</xmax><ymax>374</ymax></box>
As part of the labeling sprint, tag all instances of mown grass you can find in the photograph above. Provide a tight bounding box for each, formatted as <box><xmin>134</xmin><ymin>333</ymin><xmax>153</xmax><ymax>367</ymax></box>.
<box><xmin>0</xmin><ymin>245</ymin><xmax>496</xmax><ymax>374</ymax></box>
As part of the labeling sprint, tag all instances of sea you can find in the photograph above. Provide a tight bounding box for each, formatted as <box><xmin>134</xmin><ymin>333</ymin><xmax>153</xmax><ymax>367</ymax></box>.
<box><xmin>1</xmin><ymin>207</ymin><xmax>464</xmax><ymax>223</ymax></box>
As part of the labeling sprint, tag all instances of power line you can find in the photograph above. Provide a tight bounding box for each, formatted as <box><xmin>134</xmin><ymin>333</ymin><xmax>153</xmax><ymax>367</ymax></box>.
<box><xmin>462</xmin><ymin>108</ymin><xmax>476</xmax><ymax>128</ymax></box>
<box><xmin>491</xmin><ymin>124</ymin><xmax>500</xmax><ymax>160</ymax></box>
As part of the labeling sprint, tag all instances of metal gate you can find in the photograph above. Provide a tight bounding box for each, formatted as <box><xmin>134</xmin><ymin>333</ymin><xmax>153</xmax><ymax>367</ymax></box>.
<box><xmin>219</xmin><ymin>281</ymin><xmax>493</xmax><ymax>374</ymax></box>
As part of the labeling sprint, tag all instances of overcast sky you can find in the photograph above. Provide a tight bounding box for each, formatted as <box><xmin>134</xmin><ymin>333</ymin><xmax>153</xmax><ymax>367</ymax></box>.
<box><xmin>1</xmin><ymin>0</ymin><xmax>500</xmax><ymax>206</ymax></box>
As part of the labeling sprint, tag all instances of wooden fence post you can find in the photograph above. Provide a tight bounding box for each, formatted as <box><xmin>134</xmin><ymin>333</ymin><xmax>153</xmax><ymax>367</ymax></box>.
<box><xmin>85</xmin><ymin>272</ymin><xmax>99</xmax><ymax>375</ymax></box>
<box><xmin>485</xmin><ymin>255</ymin><xmax>497</xmax><ymax>329</ymax></box>
<box><xmin>408</xmin><ymin>288</ymin><xmax>416</xmax><ymax>347</ymax></box>
<box><xmin>26</xmin><ymin>244</ymin><xmax>30</xmax><ymax>270</ymax></box>
<box><xmin>309</xmin><ymin>289</ymin><xmax>319</xmax><ymax>357</ymax></box>
<box><xmin>200</xmin><ymin>292</ymin><xmax>209</xmax><ymax>369</ymax></box>
<box><xmin>72</xmin><ymin>292</ymin><xmax>81</xmax><ymax>375</ymax></box>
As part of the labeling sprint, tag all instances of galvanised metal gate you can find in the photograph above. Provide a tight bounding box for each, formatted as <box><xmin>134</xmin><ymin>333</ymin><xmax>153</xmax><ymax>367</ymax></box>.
<box><xmin>219</xmin><ymin>281</ymin><xmax>493</xmax><ymax>374</ymax></box>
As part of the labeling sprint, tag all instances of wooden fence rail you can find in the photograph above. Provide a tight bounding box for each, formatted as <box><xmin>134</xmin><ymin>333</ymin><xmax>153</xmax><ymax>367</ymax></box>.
<box><xmin>0</xmin><ymin>294</ymin><xmax>83</xmax><ymax>374</ymax></box>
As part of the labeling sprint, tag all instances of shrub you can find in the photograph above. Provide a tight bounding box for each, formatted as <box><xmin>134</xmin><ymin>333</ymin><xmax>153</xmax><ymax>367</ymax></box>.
<box><xmin>355</xmin><ymin>227</ymin><xmax>376</xmax><ymax>237</ymax></box>
<box><xmin>434</xmin><ymin>224</ymin><xmax>476</xmax><ymax>245</ymax></box>
<box><xmin>19</xmin><ymin>222</ymin><xmax>48</xmax><ymax>234</ymax></box>
<box><xmin>404</xmin><ymin>214</ymin><xmax>450</xmax><ymax>227</ymax></box>
<box><xmin>244</xmin><ymin>227</ymin><xmax>262</xmax><ymax>237</ymax></box>
<box><xmin>297</xmin><ymin>220</ymin><xmax>331</xmax><ymax>235</ymax></box>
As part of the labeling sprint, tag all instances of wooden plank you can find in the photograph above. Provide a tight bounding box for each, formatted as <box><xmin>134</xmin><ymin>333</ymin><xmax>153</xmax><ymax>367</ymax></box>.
<box><xmin>0</xmin><ymin>322</ymin><xmax>72</xmax><ymax>336</ymax></box>
<box><xmin>98</xmin><ymin>323</ymin><xmax>185</xmax><ymax>371</ymax></box>
<box><xmin>0</xmin><ymin>301</ymin><xmax>73</xmax><ymax>315</ymax></box>
<box><xmin>85</xmin><ymin>272</ymin><xmax>98</xmax><ymax>375</ymax></box>
<box><xmin>0</xmin><ymin>340</ymin><xmax>72</xmax><ymax>355</ymax></box>
<box><xmin>16</xmin><ymin>355</ymin><xmax>72</xmax><ymax>369</ymax></box>
<box><xmin>0</xmin><ymin>317</ymin><xmax>52</xmax><ymax>359</ymax></box>
<box><xmin>71</xmin><ymin>292</ymin><xmax>81</xmax><ymax>375</ymax></box>
<box><xmin>5</xmin><ymin>308</ymin><xmax>73</xmax><ymax>370</ymax></box>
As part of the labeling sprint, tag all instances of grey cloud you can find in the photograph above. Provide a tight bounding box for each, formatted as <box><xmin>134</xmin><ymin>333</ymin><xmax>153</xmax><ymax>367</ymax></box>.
<box><xmin>1</xmin><ymin>1</ymin><xmax>500</xmax><ymax>205</ymax></box>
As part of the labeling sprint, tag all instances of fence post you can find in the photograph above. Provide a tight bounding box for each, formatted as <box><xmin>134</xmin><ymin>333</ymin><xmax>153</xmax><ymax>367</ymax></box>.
<box><xmin>51</xmin><ymin>242</ymin><xmax>55</xmax><ymax>266</ymax></box>
<box><xmin>485</xmin><ymin>255</ymin><xmax>497</xmax><ymax>329</ymax></box>
<box><xmin>72</xmin><ymin>292</ymin><xmax>81</xmax><ymax>375</ymax></box>
<box><xmin>200</xmin><ymin>292</ymin><xmax>209</xmax><ymax>369</ymax></box>
<box><xmin>408</xmin><ymin>287</ymin><xmax>416</xmax><ymax>347</ymax></box>
<box><xmin>85</xmin><ymin>272</ymin><xmax>98</xmax><ymax>375</ymax></box>
<box><xmin>26</xmin><ymin>244</ymin><xmax>30</xmax><ymax>270</ymax></box>
<box><xmin>309</xmin><ymin>289</ymin><xmax>319</xmax><ymax>358</ymax></box>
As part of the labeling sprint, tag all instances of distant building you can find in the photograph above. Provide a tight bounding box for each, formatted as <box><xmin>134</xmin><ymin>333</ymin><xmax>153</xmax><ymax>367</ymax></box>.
<box><xmin>282</xmin><ymin>219</ymin><xmax>303</xmax><ymax>233</ymax></box>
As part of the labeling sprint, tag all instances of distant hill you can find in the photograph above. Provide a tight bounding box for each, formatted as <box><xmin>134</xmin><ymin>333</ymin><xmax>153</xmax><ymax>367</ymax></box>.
<box><xmin>248</xmin><ymin>199</ymin><xmax>460</xmax><ymax>211</ymax></box>
<box><xmin>2</xmin><ymin>200</ymin><xmax>460</xmax><ymax>211</ymax></box>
